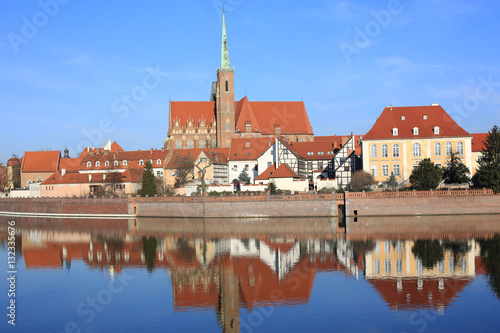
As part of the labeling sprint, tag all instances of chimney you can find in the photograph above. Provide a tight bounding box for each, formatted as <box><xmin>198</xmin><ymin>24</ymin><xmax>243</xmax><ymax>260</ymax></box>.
<box><xmin>150</xmin><ymin>148</ymin><xmax>153</xmax><ymax>155</ymax></box>
<box><xmin>61</xmin><ymin>169</ymin><xmax>66</xmax><ymax>176</ymax></box>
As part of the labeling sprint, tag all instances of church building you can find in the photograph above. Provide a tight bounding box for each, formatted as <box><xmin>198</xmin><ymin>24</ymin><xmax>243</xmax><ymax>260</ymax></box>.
<box><xmin>164</xmin><ymin>12</ymin><xmax>314</xmax><ymax>150</ymax></box>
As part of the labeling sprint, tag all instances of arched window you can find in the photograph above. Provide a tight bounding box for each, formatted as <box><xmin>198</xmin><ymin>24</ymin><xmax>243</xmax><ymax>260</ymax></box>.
<box><xmin>105</xmin><ymin>161</ymin><xmax>109</xmax><ymax>167</ymax></box>
<box><xmin>157</xmin><ymin>159</ymin><xmax>162</xmax><ymax>165</ymax></box>
<box><xmin>176</xmin><ymin>140</ymin><xmax>182</xmax><ymax>149</ymax></box>
<box><xmin>413</xmin><ymin>143</ymin><xmax>421</xmax><ymax>157</ymax></box>
<box><xmin>457</xmin><ymin>142</ymin><xmax>464</xmax><ymax>155</ymax></box>
<box><xmin>123</xmin><ymin>160</ymin><xmax>128</xmax><ymax>166</ymax></box>
<box><xmin>225</xmin><ymin>120</ymin><xmax>230</xmax><ymax>131</ymax></box>
<box><xmin>87</xmin><ymin>161</ymin><xmax>91</xmax><ymax>167</ymax></box>
<box><xmin>96</xmin><ymin>161</ymin><xmax>100</xmax><ymax>167</ymax></box>
<box><xmin>370</xmin><ymin>144</ymin><xmax>377</xmax><ymax>159</ymax></box>
<box><xmin>114</xmin><ymin>161</ymin><xmax>119</xmax><ymax>167</ymax></box>
<box><xmin>139</xmin><ymin>160</ymin><xmax>144</xmax><ymax>166</ymax></box>
<box><xmin>381</xmin><ymin>144</ymin><xmax>388</xmax><ymax>158</ymax></box>
<box><xmin>199</xmin><ymin>139</ymin><xmax>206</xmax><ymax>148</ymax></box>
<box><xmin>187</xmin><ymin>140</ymin><xmax>193</xmax><ymax>149</ymax></box>
<box><xmin>392</xmin><ymin>144</ymin><xmax>400</xmax><ymax>158</ymax></box>
<box><xmin>445</xmin><ymin>142</ymin><xmax>452</xmax><ymax>156</ymax></box>
<box><xmin>434</xmin><ymin>142</ymin><xmax>441</xmax><ymax>156</ymax></box>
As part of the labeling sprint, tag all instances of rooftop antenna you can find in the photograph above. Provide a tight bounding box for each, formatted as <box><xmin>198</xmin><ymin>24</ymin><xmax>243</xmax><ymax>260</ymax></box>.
<box><xmin>223</xmin><ymin>2</ymin><xmax>225</xmax><ymax>13</ymax></box>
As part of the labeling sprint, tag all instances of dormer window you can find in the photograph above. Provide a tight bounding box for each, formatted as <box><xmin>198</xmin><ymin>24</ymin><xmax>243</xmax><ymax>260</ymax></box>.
<box><xmin>434</xmin><ymin>126</ymin><xmax>440</xmax><ymax>135</ymax></box>
<box><xmin>274</xmin><ymin>124</ymin><xmax>281</xmax><ymax>135</ymax></box>
<box><xmin>413</xmin><ymin>127</ymin><xmax>419</xmax><ymax>135</ymax></box>
<box><xmin>157</xmin><ymin>159</ymin><xmax>161</xmax><ymax>165</ymax></box>
<box><xmin>105</xmin><ymin>161</ymin><xmax>110</xmax><ymax>167</ymax></box>
<box><xmin>139</xmin><ymin>160</ymin><xmax>144</xmax><ymax>166</ymax></box>
<box><xmin>114</xmin><ymin>161</ymin><xmax>119</xmax><ymax>167</ymax></box>
<box><xmin>123</xmin><ymin>160</ymin><xmax>128</xmax><ymax>166</ymax></box>
<box><xmin>392</xmin><ymin>127</ymin><xmax>398</xmax><ymax>136</ymax></box>
<box><xmin>96</xmin><ymin>161</ymin><xmax>100</xmax><ymax>167</ymax></box>
<box><xmin>245</xmin><ymin>122</ymin><xmax>252</xmax><ymax>133</ymax></box>
<box><xmin>423</xmin><ymin>115</ymin><xmax>427</xmax><ymax>120</ymax></box>
<box><xmin>401</xmin><ymin>116</ymin><xmax>405</xmax><ymax>120</ymax></box>
<box><xmin>87</xmin><ymin>162</ymin><xmax>92</xmax><ymax>167</ymax></box>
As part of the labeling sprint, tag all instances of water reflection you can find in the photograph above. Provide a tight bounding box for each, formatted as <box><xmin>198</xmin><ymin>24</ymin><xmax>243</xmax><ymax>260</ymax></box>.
<box><xmin>1</xmin><ymin>215</ymin><xmax>500</xmax><ymax>332</ymax></box>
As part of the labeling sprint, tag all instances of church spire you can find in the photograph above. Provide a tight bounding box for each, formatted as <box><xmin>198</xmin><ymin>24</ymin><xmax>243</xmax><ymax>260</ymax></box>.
<box><xmin>220</xmin><ymin>11</ymin><xmax>230</xmax><ymax>69</ymax></box>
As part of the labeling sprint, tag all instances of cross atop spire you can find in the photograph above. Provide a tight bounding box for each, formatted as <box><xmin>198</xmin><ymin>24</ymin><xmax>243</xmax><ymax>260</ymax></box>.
<box><xmin>220</xmin><ymin>11</ymin><xmax>230</xmax><ymax>69</ymax></box>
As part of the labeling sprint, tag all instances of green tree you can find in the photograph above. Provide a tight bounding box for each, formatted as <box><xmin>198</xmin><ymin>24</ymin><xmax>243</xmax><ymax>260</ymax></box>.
<box><xmin>269</xmin><ymin>181</ymin><xmax>278</xmax><ymax>194</ymax></box>
<box><xmin>238</xmin><ymin>169</ymin><xmax>251</xmax><ymax>184</ymax></box>
<box><xmin>409</xmin><ymin>158</ymin><xmax>442</xmax><ymax>190</ymax></box>
<box><xmin>386</xmin><ymin>172</ymin><xmax>398</xmax><ymax>191</ymax></box>
<box><xmin>443</xmin><ymin>151</ymin><xmax>471</xmax><ymax>184</ymax></box>
<box><xmin>142</xmin><ymin>237</ymin><xmax>158</xmax><ymax>273</ymax></box>
<box><xmin>475</xmin><ymin>125</ymin><xmax>500</xmax><ymax>193</ymax></box>
<box><xmin>141</xmin><ymin>160</ymin><xmax>157</xmax><ymax>196</ymax></box>
<box><xmin>349</xmin><ymin>170</ymin><xmax>375</xmax><ymax>191</ymax></box>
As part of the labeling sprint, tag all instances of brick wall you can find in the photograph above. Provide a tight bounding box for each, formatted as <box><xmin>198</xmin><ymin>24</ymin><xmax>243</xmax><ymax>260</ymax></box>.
<box><xmin>0</xmin><ymin>197</ymin><xmax>130</xmax><ymax>216</ymax></box>
<box><xmin>346</xmin><ymin>190</ymin><xmax>500</xmax><ymax>217</ymax></box>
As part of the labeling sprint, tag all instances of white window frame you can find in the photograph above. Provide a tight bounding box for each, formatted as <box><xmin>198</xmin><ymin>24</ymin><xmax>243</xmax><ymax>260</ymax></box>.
<box><xmin>413</xmin><ymin>143</ymin><xmax>421</xmax><ymax>157</ymax></box>
<box><xmin>392</xmin><ymin>144</ymin><xmax>400</xmax><ymax>158</ymax></box>
<box><xmin>435</xmin><ymin>142</ymin><xmax>441</xmax><ymax>156</ymax></box>
<box><xmin>370</xmin><ymin>144</ymin><xmax>377</xmax><ymax>159</ymax></box>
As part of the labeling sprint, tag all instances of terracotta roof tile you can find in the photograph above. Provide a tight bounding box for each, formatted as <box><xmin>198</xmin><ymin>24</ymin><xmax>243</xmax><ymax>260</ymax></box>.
<box><xmin>169</xmin><ymin>101</ymin><xmax>215</xmax><ymax>129</ymax></box>
<box><xmin>363</xmin><ymin>105</ymin><xmax>471</xmax><ymax>140</ymax></box>
<box><xmin>42</xmin><ymin>169</ymin><xmax>142</xmax><ymax>185</ymax></box>
<box><xmin>471</xmin><ymin>133</ymin><xmax>488</xmax><ymax>152</ymax></box>
<box><xmin>228</xmin><ymin>137</ymin><xmax>274</xmax><ymax>161</ymax></box>
<box><xmin>21</xmin><ymin>151</ymin><xmax>60</xmax><ymax>173</ymax></box>
<box><xmin>255</xmin><ymin>163</ymin><xmax>299</xmax><ymax>180</ymax></box>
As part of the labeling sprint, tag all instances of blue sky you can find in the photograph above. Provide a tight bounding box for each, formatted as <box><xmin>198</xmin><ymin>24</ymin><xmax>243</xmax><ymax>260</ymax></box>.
<box><xmin>1</xmin><ymin>0</ymin><xmax>499</xmax><ymax>163</ymax></box>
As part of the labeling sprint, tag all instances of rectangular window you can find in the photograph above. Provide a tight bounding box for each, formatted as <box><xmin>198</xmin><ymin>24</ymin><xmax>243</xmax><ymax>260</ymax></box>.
<box><xmin>396</xmin><ymin>260</ymin><xmax>403</xmax><ymax>274</ymax></box>
<box><xmin>371</xmin><ymin>165</ymin><xmax>378</xmax><ymax>177</ymax></box>
<box><xmin>267</xmin><ymin>162</ymin><xmax>272</xmax><ymax>168</ymax></box>
<box><xmin>393</xmin><ymin>164</ymin><xmax>400</xmax><ymax>177</ymax></box>
<box><xmin>385</xmin><ymin>260</ymin><xmax>392</xmax><ymax>274</ymax></box>
<box><xmin>245</xmin><ymin>164</ymin><xmax>249</xmax><ymax>171</ymax></box>
<box><xmin>374</xmin><ymin>260</ymin><xmax>380</xmax><ymax>275</ymax></box>
<box><xmin>307</xmin><ymin>162</ymin><xmax>312</xmax><ymax>170</ymax></box>
<box><xmin>382</xmin><ymin>164</ymin><xmax>389</xmax><ymax>177</ymax></box>
<box><xmin>318</xmin><ymin>161</ymin><xmax>323</xmax><ymax>170</ymax></box>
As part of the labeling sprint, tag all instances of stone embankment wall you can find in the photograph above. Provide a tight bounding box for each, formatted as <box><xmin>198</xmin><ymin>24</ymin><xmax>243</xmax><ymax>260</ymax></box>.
<box><xmin>132</xmin><ymin>193</ymin><xmax>341</xmax><ymax>218</ymax></box>
<box><xmin>0</xmin><ymin>197</ymin><xmax>130</xmax><ymax>216</ymax></box>
<box><xmin>345</xmin><ymin>189</ymin><xmax>500</xmax><ymax>217</ymax></box>
<box><xmin>0</xmin><ymin>190</ymin><xmax>499</xmax><ymax>218</ymax></box>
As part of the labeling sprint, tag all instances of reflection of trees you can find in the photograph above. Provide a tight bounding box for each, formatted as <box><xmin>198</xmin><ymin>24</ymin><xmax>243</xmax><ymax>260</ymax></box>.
<box><xmin>411</xmin><ymin>240</ymin><xmax>444</xmax><ymax>269</ymax></box>
<box><xmin>142</xmin><ymin>237</ymin><xmax>158</xmax><ymax>273</ymax></box>
<box><xmin>478</xmin><ymin>235</ymin><xmax>500</xmax><ymax>299</ymax></box>
<box><xmin>443</xmin><ymin>240</ymin><xmax>471</xmax><ymax>263</ymax></box>
<box><xmin>351</xmin><ymin>240</ymin><xmax>376</xmax><ymax>258</ymax></box>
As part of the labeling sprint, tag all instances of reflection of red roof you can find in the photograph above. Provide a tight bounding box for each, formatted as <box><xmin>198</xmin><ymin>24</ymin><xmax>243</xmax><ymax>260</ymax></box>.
<box><xmin>363</xmin><ymin>105</ymin><xmax>471</xmax><ymax>140</ymax></box>
<box><xmin>368</xmin><ymin>277</ymin><xmax>472</xmax><ymax>310</ymax></box>
<box><xmin>228</xmin><ymin>137</ymin><xmax>274</xmax><ymax>161</ymax></box>
<box><xmin>255</xmin><ymin>163</ymin><xmax>299</xmax><ymax>181</ymax></box>
<box><xmin>22</xmin><ymin>151</ymin><xmax>60</xmax><ymax>173</ymax></box>
<box><xmin>471</xmin><ymin>133</ymin><xmax>488</xmax><ymax>152</ymax></box>
<box><xmin>23</xmin><ymin>248</ymin><xmax>62</xmax><ymax>269</ymax></box>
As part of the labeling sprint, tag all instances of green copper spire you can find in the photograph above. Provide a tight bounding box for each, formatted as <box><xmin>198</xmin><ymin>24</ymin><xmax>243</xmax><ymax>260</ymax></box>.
<box><xmin>220</xmin><ymin>12</ymin><xmax>230</xmax><ymax>69</ymax></box>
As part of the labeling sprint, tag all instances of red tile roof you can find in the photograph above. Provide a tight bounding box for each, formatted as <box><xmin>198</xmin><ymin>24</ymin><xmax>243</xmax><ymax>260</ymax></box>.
<box><xmin>169</xmin><ymin>97</ymin><xmax>314</xmax><ymax>136</ymax></box>
<box><xmin>241</xmin><ymin>99</ymin><xmax>313</xmax><ymax>135</ymax></box>
<box><xmin>80</xmin><ymin>149</ymin><xmax>169</xmax><ymax>171</ymax></box>
<box><xmin>228</xmin><ymin>137</ymin><xmax>274</xmax><ymax>161</ymax></box>
<box><xmin>42</xmin><ymin>169</ymin><xmax>142</xmax><ymax>185</ymax></box>
<box><xmin>169</xmin><ymin>101</ymin><xmax>215</xmax><ymax>129</ymax></box>
<box><xmin>471</xmin><ymin>133</ymin><xmax>488</xmax><ymax>152</ymax></box>
<box><xmin>255</xmin><ymin>163</ymin><xmax>299</xmax><ymax>180</ymax></box>
<box><xmin>21</xmin><ymin>151</ymin><xmax>60</xmax><ymax>173</ymax></box>
<box><xmin>282</xmin><ymin>141</ymin><xmax>337</xmax><ymax>160</ymax></box>
<box><xmin>315</xmin><ymin>135</ymin><xmax>363</xmax><ymax>155</ymax></box>
<box><xmin>363</xmin><ymin>105</ymin><xmax>471</xmax><ymax>140</ymax></box>
<box><xmin>165</xmin><ymin>148</ymin><xmax>229</xmax><ymax>169</ymax></box>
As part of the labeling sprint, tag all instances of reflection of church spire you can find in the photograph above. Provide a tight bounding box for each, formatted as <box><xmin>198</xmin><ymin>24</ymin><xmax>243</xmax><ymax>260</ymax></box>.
<box><xmin>218</xmin><ymin>264</ymin><xmax>240</xmax><ymax>333</ymax></box>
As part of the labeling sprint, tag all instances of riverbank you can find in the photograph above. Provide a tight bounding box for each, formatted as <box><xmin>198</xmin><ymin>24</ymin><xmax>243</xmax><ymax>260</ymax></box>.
<box><xmin>0</xmin><ymin>189</ymin><xmax>498</xmax><ymax>218</ymax></box>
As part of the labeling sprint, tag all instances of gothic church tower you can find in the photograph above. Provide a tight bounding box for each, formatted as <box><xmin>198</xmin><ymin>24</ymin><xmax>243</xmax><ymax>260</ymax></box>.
<box><xmin>215</xmin><ymin>12</ymin><xmax>235</xmax><ymax>148</ymax></box>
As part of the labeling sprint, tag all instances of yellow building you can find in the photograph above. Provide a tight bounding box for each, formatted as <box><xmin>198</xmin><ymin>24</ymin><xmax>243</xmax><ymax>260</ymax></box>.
<box><xmin>362</xmin><ymin>105</ymin><xmax>473</xmax><ymax>182</ymax></box>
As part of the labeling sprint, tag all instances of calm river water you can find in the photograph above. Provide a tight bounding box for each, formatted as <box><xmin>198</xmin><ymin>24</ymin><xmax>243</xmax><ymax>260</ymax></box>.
<box><xmin>1</xmin><ymin>215</ymin><xmax>500</xmax><ymax>333</ymax></box>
